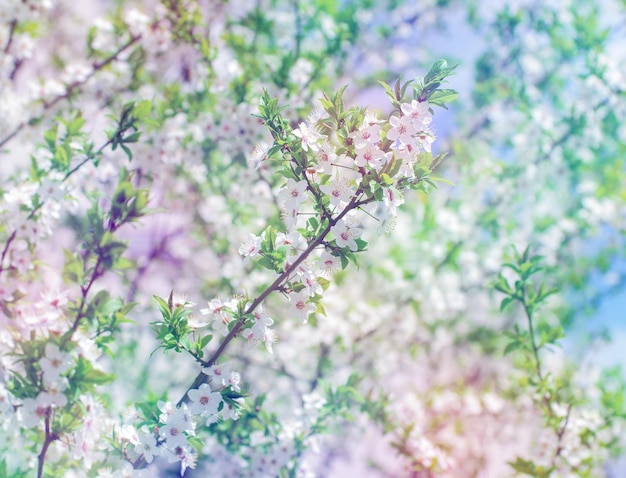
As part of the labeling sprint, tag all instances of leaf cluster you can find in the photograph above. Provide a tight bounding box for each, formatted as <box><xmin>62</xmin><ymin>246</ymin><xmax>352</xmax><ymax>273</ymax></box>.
<box><xmin>151</xmin><ymin>293</ymin><xmax>213</xmax><ymax>362</ymax></box>
<box><xmin>379</xmin><ymin>59</ymin><xmax>459</xmax><ymax>110</ymax></box>
<box><xmin>107</xmin><ymin>100</ymin><xmax>158</xmax><ymax>161</ymax></box>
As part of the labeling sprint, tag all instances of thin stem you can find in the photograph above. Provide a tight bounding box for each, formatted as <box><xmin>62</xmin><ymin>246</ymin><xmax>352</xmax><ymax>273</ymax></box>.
<box><xmin>552</xmin><ymin>403</ymin><xmax>573</xmax><ymax>467</ymax></box>
<box><xmin>61</xmin><ymin>256</ymin><xmax>105</xmax><ymax>349</ymax></box>
<box><xmin>37</xmin><ymin>411</ymin><xmax>53</xmax><ymax>478</ymax></box>
<box><xmin>0</xmin><ymin>230</ymin><xmax>17</xmax><ymax>275</ymax></box>
<box><xmin>62</xmin><ymin>206</ymin><xmax>130</xmax><ymax>348</ymax></box>
<box><xmin>3</xmin><ymin>20</ymin><xmax>17</xmax><ymax>54</ymax></box>
<box><xmin>292</xmin><ymin>0</ymin><xmax>302</xmax><ymax>60</ymax></box>
<box><xmin>521</xmin><ymin>283</ymin><xmax>543</xmax><ymax>382</ymax></box>
<box><xmin>308</xmin><ymin>343</ymin><xmax>329</xmax><ymax>392</ymax></box>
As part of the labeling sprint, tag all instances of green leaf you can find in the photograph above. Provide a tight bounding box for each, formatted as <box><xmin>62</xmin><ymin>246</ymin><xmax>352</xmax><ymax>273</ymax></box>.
<box><xmin>508</xmin><ymin>457</ymin><xmax>553</xmax><ymax>477</ymax></box>
<box><xmin>113</xmin><ymin>256</ymin><xmax>135</xmax><ymax>271</ymax></box>
<box><xmin>122</xmin><ymin>132</ymin><xmax>142</xmax><ymax>144</ymax></box>
<box><xmin>500</xmin><ymin>296</ymin><xmax>515</xmax><ymax>312</ymax></box>
<box><xmin>424</xmin><ymin>59</ymin><xmax>458</xmax><ymax>84</ymax></box>
<box><xmin>91</xmin><ymin>290</ymin><xmax>110</xmax><ymax>310</ymax></box>
<box><xmin>133</xmin><ymin>100</ymin><xmax>152</xmax><ymax>120</ymax></box>
<box><xmin>120</xmin><ymin>144</ymin><xmax>133</xmax><ymax>161</ymax></box>
<box><xmin>377</xmin><ymin>80</ymin><xmax>398</xmax><ymax>105</ymax></box>
<box><xmin>427</xmin><ymin>89</ymin><xmax>459</xmax><ymax>108</ymax></box>
<box><xmin>428</xmin><ymin>175</ymin><xmax>455</xmax><ymax>185</ymax></box>
<box><xmin>257</xmin><ymin>256</ymin><xmax>277</xmax><ymax>271</ymax></box>
<box><xmin>199</xmin><ymin>334</ymin><xmax>213</xmax><ymax>349</ymax></box>
<box><xmin>153</xmin><ymin>295</ymin><xmax>172</xmax><ymax>319</ymax></box>
<box><xmin>503</xmin><ymin>340</ymin><xmax>522</xmax><ymax>355</ymax></box>
<box><xmin>44</xmin><ymin>124</ymin><xmax>58</xmax><ymax>149</ymax></box>
<box><xmin>69</xmin><ymin>356</ymin><xmax>115</xmax><ymax>393</ymax></box>
<box><xmin>68</xmin><ymin>115</ymin><xmax>86</xmax><ymax>135</ymax></box>
<box><xmin>62</xmin><ymin>249</ymin><xmax>84</xmax><ymax>285</ymax></box>
<box><xmin>54</xmin><ymin>145</ymin><xmax>69</xmax><ymax>169</ymax></box>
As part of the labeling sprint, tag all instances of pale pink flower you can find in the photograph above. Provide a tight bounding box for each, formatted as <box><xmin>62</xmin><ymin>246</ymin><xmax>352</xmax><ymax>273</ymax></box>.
<box><xmin>38</xmin><ymin>378</ymin><xmax>68</xmax><ymax>407</ymax></box>
<box><xmin>320</xmin><ymin>177</ymin><xmax>353</xmax><ymax>207</ymax></box>
<box><xmin>19</xmin><ymin>394</ymin><xmax>49</xmax><ymax>428</ymax></box>
<box><xmin>282</xmin><ymin>205</ymin><xmax>300</xmax><ymax>231</ymax></box>
<box><xmin>0</xmin><ymin>386</ymin><xmax>13</xmax><ymax>416</ymax></box>
<box><xmin>288</xmin><ymin>290</ymin><xmax>316</xmax><ymax>324</ymax></box>
<box><xmin>170</xmin><ymin>445</ymin><xmax>197</xmax><ymax>476</ymax></box>
<box><xmin>351</xmin><ymin>127</ymin><xmax>376</xmax><ymax>149</ymax></box>
<box><xmin>261</xmin><ymin>327</ymin><xmax>277</xmax><ymax>353</ymax></box>
<box><xmin>301</xmin><ymin>275</ymin><xmax>323</xmax><ymax>297</ymax></box>
<box><xmin>134</xmin><ymin>431</ymin><xmax>159</xmax><ymax>464</ymax></box>
<box><xmin>36</xmin><ymin>289</ymin><xmax>69</xmax><ymax>315</ymax></box>
<box><xmin>157</xmin><ymin>400</ymin><xmax>177</xmax><ymax>424</ymax></box>
<box><xmin>314</xmin><ymin>143</ymin><xmax>337</xmax><ymax>173</ymax></box>
<box><xmin>39</xmin><ymin>343</ymin><xmax>72</xmax><ymax>383</ymax></box>
<box><xmin>293</xmin><ymin>122</ymin><xmax>321</xmax><ymax>152</ymax></box>
<box><xmin>276</xmin><ymin>231</ymin><xmax>307</xmax><ymax>254</ymax></box>
<box><xmin>238</xmin><ymin>233</ymin><xmax>263</xmax><ymax>265</ymax></box>
<box><xmin>354</xmin><ymin>143</ymin><xmax>385</xmax><ymax>171</ymax></box>
<box><xmin>361</xmin><ymin>111</ymin><xmax>384</xmax><ymax>139</ymax></box>
<box><xmin>318</xmin><ymin>251</ymin><xmax>340</xmax><ymax>275</ymax></box>
<box><xmin>415</xmin><ymin>128</ymin><xmax>435</xmax><ymax>152</ymax></box>
<box><xmin>200</xmin><ymin>297</ymin><xmax>238</xmax><ymax>335</ymax></box>
<box><xmin>200</xmin><ymin>297</ymin><xmax>229</xmax><ymax>318</ymax></box>
<box><xmin>159</xmin><ymin>421</ymin><xmax>189</xmax><ymax>449</ymax></box>
<box><xmin>381</xmin><ymin>186</ymin><xmax>404</xmax><ymax>215</ymax></box>
<box><xmin>202</xmin><ymin>362</ymin><xmax>238</xmax><ymax>390</ymax></box>
<box><xmin>386</xmin><ymin>114</ymin><xmax>417</xmax><ymax>145</ymax></box>
<box><xmin>330</xmin><ymin>219</ymin><xmax>362</xmax><ymax>251</ymax></box>
<box><xmin>220</xmin><ymin>398</ymin><xmax>244</xmax><ymax>420</ymax></box>
<box><xmin>396</xmin><ymin>144</ymin><xmax>417</xmax><ymax>178</ymax></box>
<box><xmin>251</xmin><ymin>306</ymin><xmax>274</xmax><ymax>330</ymax></box>
<box><xmin>10</xmin><ymin>241</ymin><xmax>34</xmax><ymax>275</ymax></box>
<box><xmin>400</xmin><ymin>99</ymin><xmax>432</xmax><ymax>128</ymax></box>
<box><xmin>170</xmin><ymin>291</ymin><xmax>195</xmax><ymax>309</ymax></box>
<box><xmin>187</xmin><ymin>315</ymin><xmax>211</xmax><ymax>328</ymax></box>
<box><xmin>249</xmin><ymin>142</ymin><xmax>270</xmax><ymax>170</ymax></box>
<box><xmin>279</xmin><ymin>178</ymin><xmax>308</xmax><ymax>210</ymax></box>
<box><xmin>0</xmin><ymin>281</ymin><xmax>15</xmax><ymax>302</ymax></box>
<box><xmin>188</xmin><ymin>383</ymin><xmax>223</xmax><ymax>417</ymax></box>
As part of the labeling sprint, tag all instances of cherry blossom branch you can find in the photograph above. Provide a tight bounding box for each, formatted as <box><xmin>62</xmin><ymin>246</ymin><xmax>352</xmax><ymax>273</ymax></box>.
<box><xmin>0</xmin><ymin>131</ymin><xmax>131</xmax><ymax>278</ymax></box>
<box><xmin>37</xmin><ymin>412</ymin><xmax>55</xmax><ymax>478</ymax></box>
<box><xmin>0</xmin><ymin>33</ymin><xmax>141</xmax><ymax>150</ymax></box>
<box><xmin>552</xmin><ymin>403</ymin><xmax>573</xmax><ymax>467</ymax></box>
<box><xmin>308</xmin><ymin>343</ymin><xmax>329</xmax><ymax>392</ymax></box>
<box><xmin>0</xmin><ymin>230</ymin><xmax>17</xmax><ymax>276</ymax></box>
<box><xmin>60</xmin><ymin>256</ymin><xmax>106</xmax><ymax>348</ymax></box>
<box><xmin>177</xmin><ymin>193</ymin><xmax>370</xmax><ymax>406</ymax></box>
<box><xmin>520</xmin><ymin>283</ymin><xmax>543</xmax><ymax>383</ymax></box>
<box><xmin>3</xmin><ymin>20</ymin><xmax>17</xmax><ymax>54</ymax></box>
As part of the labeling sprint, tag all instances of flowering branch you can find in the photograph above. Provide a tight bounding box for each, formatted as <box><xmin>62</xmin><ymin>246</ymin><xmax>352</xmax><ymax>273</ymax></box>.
<box><xmin>36</xmin><ymin>414</ymin><xmax>55</xmax><ymax>478</ymax></box>
<box><xmin>3</xmin><ymin>20</ymin><xmax>17</xmax><ymax>54</ymax></box>
<box><xmin>0</xmin><ymin>101</ymin><xmax>153</xmax><ymax>278</ymax></box>
<box><xmin>177</xmin><ymin>192</ymin><xmax>367</xmax><ymax>406</ymax></box>
<box><xmin>0</xmin><ymin>33</ymin><xmax>143</xmax><ymax>149</ymax></box>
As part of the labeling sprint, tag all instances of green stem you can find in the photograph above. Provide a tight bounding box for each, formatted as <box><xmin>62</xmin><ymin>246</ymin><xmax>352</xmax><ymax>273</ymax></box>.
<box><xmin>521</xmin><ymin>283</ymin><xmax>543</xmax><ymax>382</ymax></box>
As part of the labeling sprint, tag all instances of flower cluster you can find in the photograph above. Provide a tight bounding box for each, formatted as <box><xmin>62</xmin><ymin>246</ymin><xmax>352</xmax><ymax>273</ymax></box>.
<box><xmin>119</xmin><ymin>362</ymin><xmax>244</xmax><ymax>475</ymax></box>
<box><xmin>231</xmin><ymin>72</ymin><xmax>454</xmax><ymax>343</ymax></box>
